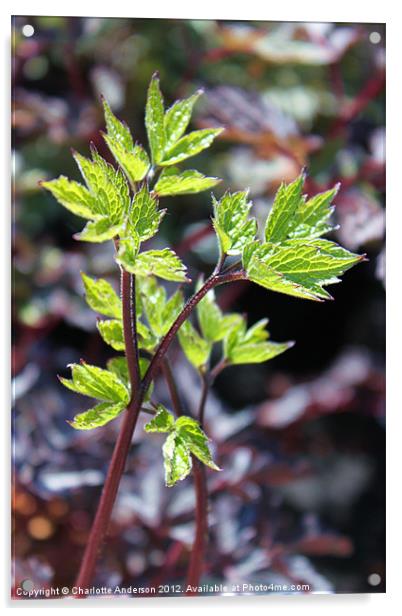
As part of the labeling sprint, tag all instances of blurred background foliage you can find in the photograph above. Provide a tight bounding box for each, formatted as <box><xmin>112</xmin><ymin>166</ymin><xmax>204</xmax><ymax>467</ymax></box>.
<box><xmin>12</xmin><ymin>16</ymin><xmax>385</xmax><ymax>596</ymax></box>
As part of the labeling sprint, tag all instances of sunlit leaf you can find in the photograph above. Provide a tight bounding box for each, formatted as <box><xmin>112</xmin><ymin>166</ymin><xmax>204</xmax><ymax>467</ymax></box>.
<box><xmin>119</xmin><ymin>247</ymin><xmax>189</xmax><ymax>282</ymax></box>
<box><xmin>163</xmin><ymin>432</ymin><xmax>192</xmax><ymax>487</ymax></box>
<box><xmin>127</xmin><ymin>184</ymin><xmax>165</xmax><ymax>243</ymax></box>
<box><xmin>40</xmin><ymin>176</ymin><xmax>98</xmax><ymax>219</ymax></box>
<box><xmin>212</xmin><ymin>190</ymin><xmax>257</xmax><ymax>256</ymax></box>
<box><xmin>81</xmin><ymin>273</ymin><xmax>122</xmax><ymax>319</ymax></box>
<box><xmin>145</xmin><ymin>73</ymin><xmax>166</xmax><ymax>165</ymax></box>
<box><xmin>60</xmin><ymin>362</ymin><xmax>129</xmax><ymax>404</ymax></box>
<box><xmin>74</xmin><ymin>217</ymin><xmax>122</xmax><ymax>242</ymax></box>
<box><xmin>97</xmin><ymin>319</ymin><xmax>125</xmax><ymax>350</ymax></box>
<box><xmin>164</xmin><ymin>91</ymin><xmax>202</xmax><ymax>150</ymax></box>
<box><xmin>178</xmin><ymin>320</ymin><xmax>211</xmax><ymax>369</ymax></box>
<box><xmin>224</xmin><ymin>317</ymin><xmax>293</xmax><ymax>365</ymax></box>
<box><xmin>175</xmin><ymin>416</ymin><xmax>220</xmax><ymax>471</ymax></box>
<box><xmin>154</xmin><ymin>168</ymin><xmax>220</xmax><ymax>196</ymax></box>
<box><xmin>144</xmin><ymin>405</ymin><xmax>175</xmax><ymax>433</ymax></box>
<box><xmin>139</xmin><ymin>277</ymin><xmax>183</xmax><ymax>339</ymax></box>
<box><xmin>102</xmin><ymin>98</ymin><xmax>150</xmax><ymax>184</ymax></box>
<box><xmin>161</xmin><ymin>128</ymin><xmax>223</xmax><ymax>166</ymax></box>
<box><xmin>69</xmin><ymin>401</ymin><xmax>126</xmax><ymax>430</ymax></box>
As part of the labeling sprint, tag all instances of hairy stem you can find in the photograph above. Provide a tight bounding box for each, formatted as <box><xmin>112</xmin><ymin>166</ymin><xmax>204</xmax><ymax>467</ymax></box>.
<box><xmin>186</xmin><ymin>372</ymin><xmax>210</xmax><ymax>594</ymax></box>
<box><xmin>74</xmin><ymin>268</ymin><xmax>246</xmax><ymax>591</ymax></box>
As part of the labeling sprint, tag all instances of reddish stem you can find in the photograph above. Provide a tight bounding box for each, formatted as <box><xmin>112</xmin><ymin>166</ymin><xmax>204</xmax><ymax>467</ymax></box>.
<box><xmin>185</xmin><ymin>460</ymin><xmax>208</xmax><ymax>595</ymax></box>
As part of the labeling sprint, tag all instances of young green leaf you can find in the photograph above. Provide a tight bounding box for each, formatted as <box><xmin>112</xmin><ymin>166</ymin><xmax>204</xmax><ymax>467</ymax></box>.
<box><xmin>107</xmin><ymin>356</ymin><xmax>153</xmax><ymax>401</ymax></box>
<box><xmin>144</xmin><ymin>409</ymin><xmax>220</xmax><ymax>486</ymax></box>
<box><xmin>40</xmin><ymin>176</ymin><xmax>98</xmax><ymax>220</ymax></box>
<box><xmin>139</xmin><ymin>277</ymin><xmax>183</xmax><ymax>339</ymax></box>
<box><xmin>118</xmin><ymin>247</ymin><xmax>189</xmax><ymax>282</ymax></box>
<box><xmin>163</xmin><ymin>432</ymin><xmax>193</xmax><ymax>487</ymax></box>
<box><xmin>196</xmin><ymin>285</ymin><xmax>242</xmax><ymax>342</ymax></box>
<box><xmin>144</xmin><ymin>405</ymin><xmax>175</xmax><ymax>433</ymax></box>
<box><xmin>244</xmin><ymin>238</ymin><xmax>363</xmax><ymax>301</ymax></box>
<box><xmin>264</xmin><ymin>174</ymin><xmax>305</xmax><ymax>243</ymax></box>
<box><xmin>145</xmin><ymin>73</ymin><xmax>166</xmax><ymax>165</ymax></box>
<box><xmin>69</xmin><ymin>401</ymin><xmax>127</xmax><ymax>430</ymax></box>
<box><xmin>154</xmin><ymin>168</ymin><xmax>220</xmax><ymax>197</ymax></box>
<box><xmin>288</xmin><ymin>185</ymin><xmax>339</xmax><ymax>240</ymax></box>
<box><xmin>74</xmin><ymin>217</ymin><xmax>122</xmax><ymax>242</ymax></box>
<box><xmin>60</xmin><ymin>362</ymin><xmax>129</xmax><ymax>404</ymax></box>
<box><xmin>160</xmin><ymin>128</ymin><xmax>223</xmax><ymax>166</ymax></box>
<box><xmin>178</xmin><ymin>320</ymin><xmax>211</xmax><ymax>369</ymax></box>
<box><xmin>97</xmin><ymin>319</ymin><xmax>125</xmax><ymax>351</ymax></box>
<box><xmin>73</xmin><ymin>149</ymin><xmax>130</xmax><ymax>224</ymax></box>
<box><xmin>81</xmin><ymin>273</ymin><xmax>122</xmax><ymax>319</ymax></box>
<box><xmin>175</xmin><ymin>416</ymin><xmax>220</xmax><ymax>471</ymax></box>
<box><xmin>224</xmin><ymin>317</ymin><xmax>293</xmax><ymax>365</ymax></box>
<box><xmin>164</xmin><ymin>91</ymin><xmax>202</xmax><ymax>151</ymax></box>
<box><xmin>212</xmin><ymin>190</ymin><xmax>257</xmax><ymax>256</ymax></box>
<box><xmin>126</xmin><ymin>184</ymin><xmax>165</xmax><ymax>244</ymax></box>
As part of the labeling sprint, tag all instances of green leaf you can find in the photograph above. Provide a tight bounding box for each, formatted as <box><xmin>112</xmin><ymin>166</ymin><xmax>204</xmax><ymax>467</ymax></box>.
<box><xmin>69</xmin><ymin>401</ymin><xmax>126</xmax><ymax>430</ymax></box>
<box><xmin>97</xmin><ymin>319</ymin><xmax>125</xmax><ymax>350</ymax></box>
<box><xmin>264</xmin><ymin>174</ymin><xmax>305</xmax><ymax>243</ymax></box>
<box><xmin>288</xmin><ymin>185</ymin><xmax>339</xmax><ymax>240</ymax></box>
<box><xmin>107</xmin><ymin>355</ymin><xmax>153</xmax><ymax>401</ymax></box>
<box><xmin>164</xmin><ymin>91</ymin><xmax>202</xmax><ymax>151</ymax></box>
<box><xmin>127</xmin><ymin>184</ymin><xmax>164</xmax><ymax>243</ymax></box>
<box><xmin>145</xmin><ymin>73</ymin><xmax>166</xmax><ymax>165</ymax></box>
<box><xmin>139</xmin><ymin>277</ymin><xmax>183</xmax><ymax>339</ymax></box>
<box><xmin>119</xmin><ymin>247</ymin><xmax>189</xmax><ymax>282</ymax></box>
<box><xmin>74</xmin><ymin>217</ymin><xmax>122</xmax><ymax>242</ymax></box>
<box><xmin>81</xmin><ymin>273</ymin><xmax>122</xmax><ymax>319</ymax></box>
<box><xmin>245</xmin><ymin>238</ymin><xmax>363</xmax><ymax>301</ymax></box>
<box><xmin>155</xmin><ymin>168</ymin><xmax>220</xmax><ymax>197</ymax></box>
<box><xmin>144</xmin><ymin>405</ymin><xmax>175</xmax><ymax>433</ymax></box>
<box><xmin>40</xmin><ymin>176</ymin><xmax>98</xmax><ymax>219</ymax></box>
<box><xmin>73</xmin><ymin>149</ymin><xmax>130</xmax><ymax>224</ymax></box>
<box><xmin>163</xmin><ymin>432</ymin><xmax>192</xmax><ymax>487</ymax></box>
<box><xmin>107</xmin><ymin>356</ymin><xmax>129</xmax><ymax>385</ymax></box>
<box><xmin>178</xmin><ymin>320</ymin><xmax>211</xmax><ymax>369</ymax></box>
<box><xmin>160</xmin><ymin>128</ymin><xmax>223</xmax><ymax>166</ymax></box>
<box><xmin>224</xmin><ymin>317</ymin><xmax>293</xmax><ymax>365</ymax></box>
<box><xmin>212</xmin><ymin>191</ymin><xmax>257</xmax><ymax>256</ymax></box>
<box><xmin>197</xmin><ymin>285</ymin><xmax>242</xmax><ymax>342</ymax></box>
<box><xmin>60</xmin><ymin>362</ymin><xmax>129</xmax><ymax>404</ymax></box>
<box><xmin>175</xmin><ymin>416</ymin><xmax>220</xmax><ymax>471</ymax></box>
<box><xmin>102</xmin><ymin>99</ymin><xmax>150</xmax><ymax>183</ymax></box>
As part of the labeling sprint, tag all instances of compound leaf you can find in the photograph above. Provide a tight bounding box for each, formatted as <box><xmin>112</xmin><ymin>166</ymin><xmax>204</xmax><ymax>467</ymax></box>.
<box><xmin>264</xmin><ymin>174</ymin><xmax>305</xmax><ymax>243</ymax></box>
<box><xmin>119</xmin><ymin>247</ymin><xmax>188</xmax><ymax>282</ymax></box>
<box><xmin>127</xmin><ymin>184</ymin><xmax>164</xmax><ymax>244</ymax></box>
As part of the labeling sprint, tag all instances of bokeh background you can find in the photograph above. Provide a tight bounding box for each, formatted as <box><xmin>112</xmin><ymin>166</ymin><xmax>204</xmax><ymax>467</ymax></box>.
<box><xmin>12</xmin><ymin>16</ymin><xmax>385</xmax><ymax>596</ymax></box>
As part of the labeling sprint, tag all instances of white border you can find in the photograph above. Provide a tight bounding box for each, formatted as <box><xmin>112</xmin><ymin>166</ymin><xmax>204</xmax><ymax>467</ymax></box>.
<box><xmin>3</xmin><ymin>0</ymin><xmax>400</xmax><ymax>613</ymax></box>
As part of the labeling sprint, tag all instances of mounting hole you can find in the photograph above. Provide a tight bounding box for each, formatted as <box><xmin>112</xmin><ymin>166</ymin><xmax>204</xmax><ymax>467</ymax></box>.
<box><xmin>368</xmin><ymin>573</ymin><xmax>381</xmax><ymax>586</ymax></box>
<box><xmin>369</xmin><ymin>31</ymin><xmax>381</xmax><ymax>44</ymax></box>
<box><xmin>22</xmin><ymin>24</ymin><xmax>35</xmax><ymax>38</ymax></box>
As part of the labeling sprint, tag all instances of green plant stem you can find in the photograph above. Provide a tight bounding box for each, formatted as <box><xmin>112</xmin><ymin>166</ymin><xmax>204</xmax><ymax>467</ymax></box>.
<box><xmin>185</xmin><ymin>372</ymin><xmax>210</xmax><ymax>594</ymax></box>
<box><xmin>121</xmin><ymin>270</ymin><xmax>140</xmax><ymax>392</ymax></box>
<box><xmin>74</xmin><ymin>268</ymin><xmax>246</xmax><ymax>591</ymax></box>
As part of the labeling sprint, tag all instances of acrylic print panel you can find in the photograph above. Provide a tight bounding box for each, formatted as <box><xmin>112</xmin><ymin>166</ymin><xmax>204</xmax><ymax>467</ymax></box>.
<box><xmin>11</xmin><ymin>15</ymin><xmax>385</xmax><ymax>600</ymax></box>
